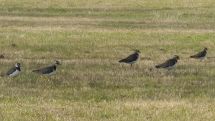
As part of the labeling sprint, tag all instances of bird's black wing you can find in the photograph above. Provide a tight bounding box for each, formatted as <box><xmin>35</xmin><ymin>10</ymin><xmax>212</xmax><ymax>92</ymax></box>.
<box><xmin>190</xmin><ymin>50</ymin><xmax>206</xmax><ymax>58</ymax></box>
<box><xmin>156</xmin><ymin>59</ymin><xmax>177</xmax><ymax>68</ymax></box>
<box><xmin>33</xmin><ymin>65</ymin><xmax>56</xmax><ymax>74</ymax></box>
<box><xmin>119</xmin><ymin>53</ymin><xmax>138</xmax><ymax>63</ymax></box>
<box><xmin>6</xmin><ymin>67</ymin><xmax>16</xmax><ymax>75</ymax></box>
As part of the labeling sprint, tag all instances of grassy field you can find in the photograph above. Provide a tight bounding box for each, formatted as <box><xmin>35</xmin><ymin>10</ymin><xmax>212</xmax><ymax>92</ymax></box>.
<box><xmin>0</xmin><ymin>0</ymin><xmax>215</xmax><ymax>120</ymax></box>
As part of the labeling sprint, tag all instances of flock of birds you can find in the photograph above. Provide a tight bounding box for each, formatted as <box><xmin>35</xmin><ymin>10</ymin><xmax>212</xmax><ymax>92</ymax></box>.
<box><xmin>4</xmin><ymin>60</ymin><xmax>61</xmax><ymax>77</ymax></box>
<box><xmin>119</xmin><ymin>47</ymin><xmax>208</xmax><ymax>68</ymax></box>
<box><xmin>3</xmin><ymin>47</ymin><xmax>207</xmax><ymax>78</ymax></box>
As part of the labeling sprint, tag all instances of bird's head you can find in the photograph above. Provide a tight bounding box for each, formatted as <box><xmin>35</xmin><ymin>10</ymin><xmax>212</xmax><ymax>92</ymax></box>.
<box><xmin>134</xmin><ymin>49</ymin><xmax>141</xmax><ymax>53</ymax></box>
<box><xmin>204</xmin><ymin>47</ymin><xmax>208</xmax><ymax>51</ymax></box>
<box><xmin>173</xmin><ymin>55</ymin><xmax>180</xmax><ymax>60</ymax></box>
<box><xmin>15</xmin><ymin>63</ymin><xmax>21</xmax><ymax>68</ymax></box>
<box><xmin>54</xmin><ymin>60</ymin><xmax>61</xmax><ymax>65</ymax></box>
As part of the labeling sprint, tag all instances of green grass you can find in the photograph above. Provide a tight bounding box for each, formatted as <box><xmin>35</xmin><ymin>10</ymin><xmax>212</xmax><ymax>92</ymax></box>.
<box><xmin>0</xmin><ymin>0</ymin><xmax>215</xmax><ymax>120</ymax></box>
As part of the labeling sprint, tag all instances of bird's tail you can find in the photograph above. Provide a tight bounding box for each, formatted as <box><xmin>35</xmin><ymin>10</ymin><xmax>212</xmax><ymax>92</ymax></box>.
<box><xmin>155</xmin><ymin>65</ymin><xmax>161</xmax><ymax>68</ymax></box>
<box><xmin>32</xmin><ymin>70</ymin><xmax>39</xmax><ymax>73</ymax></box>
<box><xmin>190</xmin><ymin>55</ymin><xmax>195</xmax><ymax>58</ymax></box>
<box><xmin>119</xmin><ymin>59</ymin><xmax>125</xmax><ymax>63</ymax></box>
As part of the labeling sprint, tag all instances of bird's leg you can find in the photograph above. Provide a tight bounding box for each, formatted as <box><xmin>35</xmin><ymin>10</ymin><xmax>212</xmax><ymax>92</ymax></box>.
<box><xmin>130</xmin><ymin>64</ymin><xmax>133</xmax><ymax>67</ymax></box>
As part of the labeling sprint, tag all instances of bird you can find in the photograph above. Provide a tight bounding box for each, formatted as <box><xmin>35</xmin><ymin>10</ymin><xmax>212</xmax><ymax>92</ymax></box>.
<box><xmin>6</xmin><ymin>63</ymin><xmax>21</xmax><ymax>77</ymax></box>
<box><xmin>32</xmin><ymin>60</ymin><xmax>61</xmax><ymax>76</ymax></box>
<box><xmin>155</xmin><ymin>55</ymin><xmax>180</xmax><ymax>69</ymax></box>
<box><xmin>119</xmin><ymin>50</ymin><xmax>140</xmax><ymax>67</ymax></box>
<box><xmin>190</xmin><ymin>47</ymin><xmax>208</xmax><ymax>60</ymax></box>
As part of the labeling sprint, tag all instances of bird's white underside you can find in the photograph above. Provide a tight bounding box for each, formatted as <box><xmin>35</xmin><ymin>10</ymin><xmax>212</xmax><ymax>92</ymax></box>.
<box><xmin>43</xmin><ymin>71</ymin><xmax>56</xmax><ymax>76</ymax></box>
<box><xmin>9</xmin><ymin>70</ymin><xmax>20</xmax><ymax>77</ymax></box>
<box><xmin>199</xmin><ymin>57</ymin><xmax>206</xmax><ymax>61</ymax></box>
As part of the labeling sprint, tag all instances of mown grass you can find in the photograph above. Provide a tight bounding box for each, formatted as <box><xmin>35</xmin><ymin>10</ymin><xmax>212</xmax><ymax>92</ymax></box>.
<box><xmin>0</xmin><ymin>0</ymin><xmax>215</xmax><ymax>121</ymax></box>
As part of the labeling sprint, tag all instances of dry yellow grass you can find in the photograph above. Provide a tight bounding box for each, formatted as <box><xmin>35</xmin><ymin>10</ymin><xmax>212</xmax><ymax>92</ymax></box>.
<box><xmin>0</xmin><ymin>0</ymin><xmax>215</xmax><ymax>121</ymax></box>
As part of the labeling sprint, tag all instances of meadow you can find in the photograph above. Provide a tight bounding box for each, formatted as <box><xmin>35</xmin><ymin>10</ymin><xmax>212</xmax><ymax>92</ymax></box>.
<box><xmin>0</xmin><ymin>0</ymin><xmax>215</xmax><ymax>120</ymax></box>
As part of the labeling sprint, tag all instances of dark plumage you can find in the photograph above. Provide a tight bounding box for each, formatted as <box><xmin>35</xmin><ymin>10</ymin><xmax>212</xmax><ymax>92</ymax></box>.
<box><xmin>0</xmin><ymin>54</ymin><xmax>4</xmax><ymax>59</ymax></box>
<box><xmin>119</xmin><ymin>50</ymin><xmax>140</xmax><ymax>67</ymax></box>
<box><xmin>32</xmin><ymin>60</ymin><xmax>61</xmax><ymax>75</ymax></box>
<box><xmin>190</xmin><ymin>48</ymin><xmax>207</xmax><ymax>60</ymax></box>
<box><xmin>6</xmin><ymin>63</ymin><xmax>21</xmax><ymax>77</ymax></box>
<box><xmin>155</xmin><ymin>55</ymin><xmax>180</xmax><ymax>69</ymax></box>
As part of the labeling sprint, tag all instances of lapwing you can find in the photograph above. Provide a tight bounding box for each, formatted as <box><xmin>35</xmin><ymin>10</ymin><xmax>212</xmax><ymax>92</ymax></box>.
<box><xmin>190</xmin><ymin>47</ymin><xmax>208</xmax><ymax>61</ymax></box>
<box><xmin>155</xmin><ymin>55</ymin><xmax>180</xmax><ymax>69</ymax></box>
<box><xmin>6</xmin><ymin>63</ymin><xmax>21</xmax><ymax>77</ymax></box>
<box><xmin>32</xmin><ymin>60</ymin><xmax>61</xmax><ymax>76</ymax></box>
<box><xmin>119</xmin><ymin>50</ymin><xmax>140</xmax><ymax>67</ymax></box>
